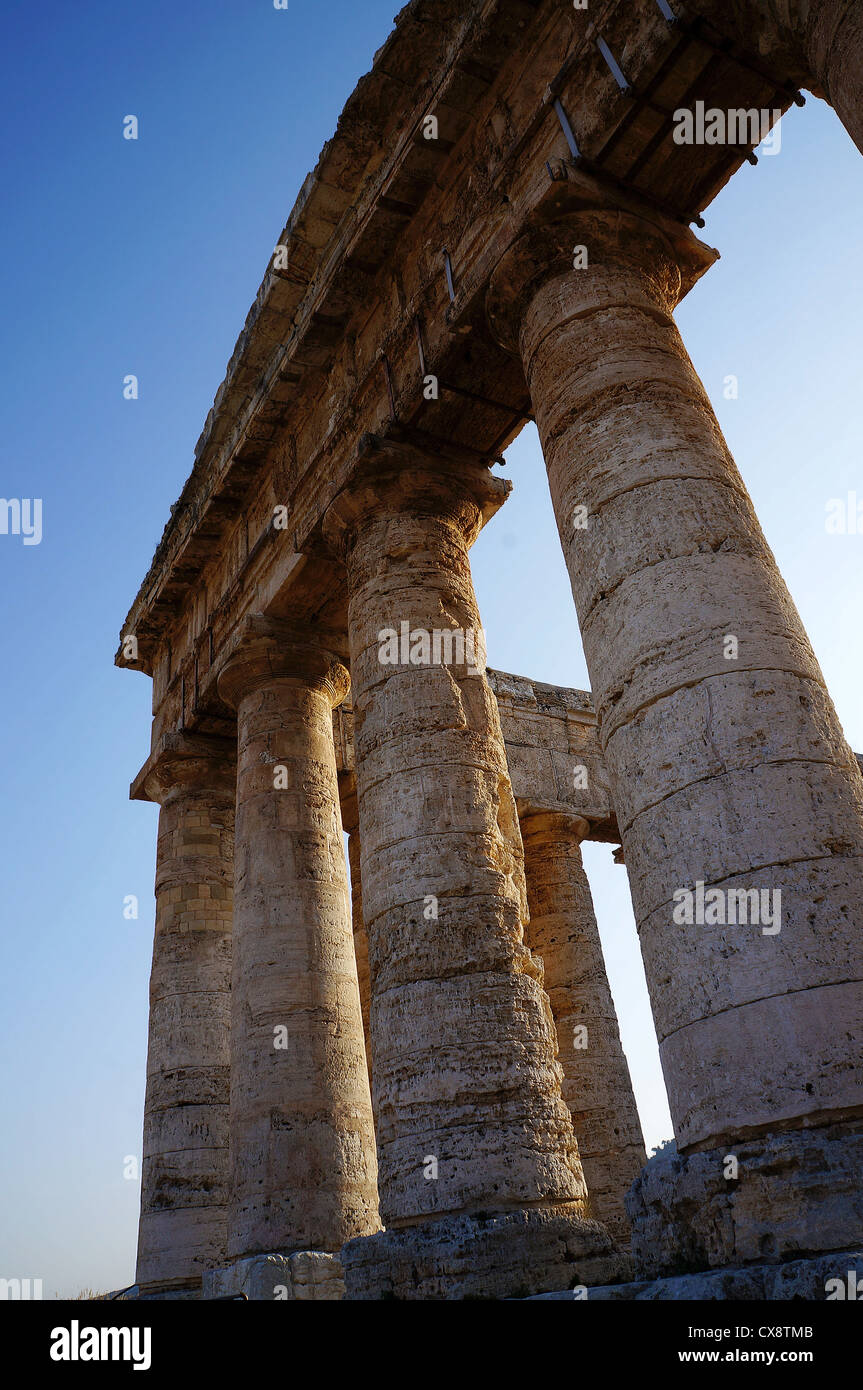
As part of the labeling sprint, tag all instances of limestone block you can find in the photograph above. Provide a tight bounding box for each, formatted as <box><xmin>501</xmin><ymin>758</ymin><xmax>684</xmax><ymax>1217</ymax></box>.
<box><xmin>525</xmin><ymin>1252</ymin><xmax>863</xmax><ymax>1300</ymax></box>
<box><xmin>660</xmin><ymin>984</ymin><xmax>863</xmax><ymax>1149</ymax></box>
<box><xmin>582</xmin><ymin>550</ymin><xmax>822</xmax><ymax>745</ymax></box>
<box><xmin>342</xmin><ymin>1209</ymin><xmax>628</xmax><ymax>1301</ymax></box>
<box><xmin>638</xmin><ymin>857</ymin><xmax>863</xmax><ymax>1043</ymax></box>
<box><xmin>628</xmin><ymin>1123</ymin><xmax>863</xmax><ymax>1278</ymax></box>
<box><xmin>204</xmin><ymin>1251</ymin><xmax>345</xmax><ymax>1302</ymax></box>
<box><xmin>606</xmin><ymin>669</ymin><xmax>855</xmax><ymax>836</ymax></box>
<box><xmin>488</xmin><ymin>670</ymin><xmax>615</xmax><ymax>832</ymax></box>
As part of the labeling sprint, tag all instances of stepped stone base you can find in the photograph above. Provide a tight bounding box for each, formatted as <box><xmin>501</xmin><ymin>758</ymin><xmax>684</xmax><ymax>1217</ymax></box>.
<box><xmin>342</xmin><ymin>1207</ymin><xmax>631</xmax><ymax>1300</ymax></box>
<box><xmin>525</xmin><ymin>1251</ymin><xmax>863</xmax><ymax>1300</ymax></box>
<box><xmin>627</xmin><ymin>1121</ymin><xmax>863</xmax><ymax>1280</ymax></box>
<box><xmin>203</xmin><ymin>1251</ymin><xmax>345</xmax><ymax>1301</ymax></box>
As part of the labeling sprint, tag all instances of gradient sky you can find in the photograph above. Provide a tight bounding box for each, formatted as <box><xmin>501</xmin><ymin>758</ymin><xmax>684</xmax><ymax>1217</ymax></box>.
<box><xmin>1</xmin><ymin>0</ymin><xmax>860</xmax><ymax>1298</ymax></box>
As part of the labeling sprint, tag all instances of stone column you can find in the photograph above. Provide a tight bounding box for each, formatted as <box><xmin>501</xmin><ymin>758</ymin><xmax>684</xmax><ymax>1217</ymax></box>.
<box><xmin>133</xmin><ymin>733</ymin><xmax>235</xmax><ymax>1297</ymax></box>
<box><xmin>685</xmin><ymin>1</ymin><xmax>863</xmax><ymax>156</ymax></box>
<box><xmin>347</xmin><ymin>829</ymin><xmax>373</xmax><ymax>1083</ymax></box>
<box><xmin>783</xmin><ymin>0</ymin><xmax>863</xmax><ymax>149</ymax></box>
<box><xmin>324</xmin><ymin>440</ymin><xmax>621</xmax><ymax>1300</ymax></box>
<box><xmin>520</xmin><ymin>810</ymin><xmax>646</xmax><ymax>1244</ymax></box>
<box><xmin>213</xmin><ymin>616</ymin><xmax>379</xmax><ymax>1294</ymax></box>
<box><xmin>488</xmin><ymin>207</ymin><xmax>863</xmax><ymax>1269</ymax></box>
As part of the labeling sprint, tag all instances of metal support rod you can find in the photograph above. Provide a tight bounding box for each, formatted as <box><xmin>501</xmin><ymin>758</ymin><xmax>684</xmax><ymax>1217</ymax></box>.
<box><xmin>382</xmin><ymin>354</ymin><xmax>398</xmax><ymax>422</ymax></box>
<box><xmin>414</xmin><ymin>315</ymin><xmax>427</xmax><ymax>376</ymax></box>
<box><xmin>391</xmin><ymin>422</ymin><xmax>506</xmax><ymax>468</ymax></box>
<box><xmin>553</xmin><ymin>97</ymin><xmax>582</xmax><ymax>160</ymax></box>
<box><xmin>655</xmin><ymin>0</ymin><xmax>677</xmax><ymax>22</ymax></box>
<box><xmin>439</xmin><ymin>379</ymin><xmax>534</xmax><ymax>421</ymax></box>
<box><xmin>596</xmin><ymin>36</ymin><xmax>631</xmax><ymax>93</ymax></box>
<box><xmin>443</xmin><ymin>249</ymin><xmax>456</xmax><ymax>302</ymax></box>
<box><xmin>569</xmin><ymin>153</ymin><xmax>706</xmax><ymax>230</ymax></box>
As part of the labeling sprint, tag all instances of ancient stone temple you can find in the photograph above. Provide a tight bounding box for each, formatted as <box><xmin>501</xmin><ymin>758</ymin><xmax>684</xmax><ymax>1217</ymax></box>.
<box><xmin>117</xmin><ymin>0</ymin><xmax>863</xmax><ymax>1300</ymax></box>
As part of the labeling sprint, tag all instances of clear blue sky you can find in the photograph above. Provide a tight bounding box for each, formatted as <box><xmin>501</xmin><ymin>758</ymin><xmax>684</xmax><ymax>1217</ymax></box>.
<box><xmin>1</xmin><ymin>1</ymin><xmax>860</xmax><ymax>1298</ymax></box>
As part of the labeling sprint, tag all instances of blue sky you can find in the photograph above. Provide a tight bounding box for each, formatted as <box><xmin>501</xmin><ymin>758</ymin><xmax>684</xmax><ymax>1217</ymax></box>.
<box><xmin>0</xmin><ymin>1</ymin><xmax>860</xmax><ymax>1298</ymax></box>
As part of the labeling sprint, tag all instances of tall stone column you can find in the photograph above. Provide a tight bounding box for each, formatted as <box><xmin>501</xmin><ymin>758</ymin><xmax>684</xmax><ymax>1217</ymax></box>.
<box><xmin>324</xmin><ymin>441</ymin><xmax>621</xmax><ymax>1300</ymax></box>
<box><xmin>520</xmin><ymin>810</ymin><xmax>645</xmax><ymax>1244</ymax></box>
<box><xmin>488</xmin><ymin>207</ymin><xmax>863</xmax><ymax>1270</ymax></box>
<box><xmin>213</xmin><ymin>616</ymin><xmax>379</xmax><ymax>1296</ymax></box>
<box><xmin>685</xmin><ymin>1</ymin><xmax>863</xmax><ymax>156</ymax></box>
<box><xmin>347</xmin><ymin>829</ymin><xmax>373</xmax><ymax>1083</ymax></box>
<box><xmin>133</xmin><ymin>733</ymin><xmax>235</xmax><ymax>1297</ymax></box>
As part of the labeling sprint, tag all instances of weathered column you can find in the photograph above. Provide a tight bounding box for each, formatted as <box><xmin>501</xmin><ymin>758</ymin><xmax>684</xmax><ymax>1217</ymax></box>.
<box><xmin>520</xmin><ymin>810</ymin><xmax>646</xmax><ymax>1244</ymax></box>
<box><xmin>488</xmin><ymin>207</ymin><xmax>863</xmax><ymax>1271</ymax></box>
<box><xmin>785</xmin><ymin>0</ymin><xmax>863</xmax><ymax>148</ymax></box>
<box><xmin>347</xmin><ymin>829</ymin><xmax>373</xmax><ymax>1083</ymax></box>
<box><xmin>685</xmin><ymin>0</ymin><xmax>863</xmax><ymax>156</ymax></box>
<box><xmin>133</xmin><ymin>733</ymin><xmax>235</xmax><ymax>1297</ymax></box>
<box><xmin>325</xmin><ymin>440</ymin><xmax>621</xmax><ymax>1300</ymax></box>
<box><xmin>212</xmin><ymin>616</ymin><xmax>379</xmax><ymax>1298</ymax></box>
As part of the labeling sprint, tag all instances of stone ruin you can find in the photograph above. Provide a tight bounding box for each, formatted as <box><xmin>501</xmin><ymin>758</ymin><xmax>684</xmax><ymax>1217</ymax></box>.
<box><xmin>116</xmin><ymin>0</ymin><xmax>863</xmax><ymax>1299</ymax></box>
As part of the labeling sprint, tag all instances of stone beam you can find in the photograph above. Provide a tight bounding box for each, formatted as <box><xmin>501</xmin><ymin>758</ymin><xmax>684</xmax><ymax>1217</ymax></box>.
<box><xmin>117</xmin><ymin>0</ymin><xmax>797</xmax><ymax>714</ymax></box>
<box><xmin>681</xmin><ymin>0</ymin><xmax>863</xmax><ymax>154</ymax></box>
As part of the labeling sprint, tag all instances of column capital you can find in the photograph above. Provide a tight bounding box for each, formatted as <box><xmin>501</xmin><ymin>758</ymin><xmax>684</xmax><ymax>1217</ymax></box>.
<box><xmin>486</xmin><ymin>205</ymin><xmax>717</xmax><ymax>355</ymax></box>
<box><xmin>322</xmin><ymin>433</ymin><xmax>510</xmax><ymax>560</ymax></box>
<box><xmin>131</xmin><ymin>732</ymin><xmax>236</xmax><ymax>807</ymax></box>
<box><xmin>217</xmin><ymin>613</ymin><xmax>350</xmax><ymax>712</ymax></box>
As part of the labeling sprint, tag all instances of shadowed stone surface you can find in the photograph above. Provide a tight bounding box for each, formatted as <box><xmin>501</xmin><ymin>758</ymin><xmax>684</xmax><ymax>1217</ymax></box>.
<box><xmin>526</xmin><ymin>1251</ymin><xmax>863</xmax><ymax>1300</ymax></box>
<box><xmin>683</xmin><ymin>0</ymin><xmax>863</xmax><ymax>155</ymax></box>
<box><xmin>628</xmin><ymin>1122</ymin><xmax>863</xmax><ymax>1279</ymax></box>
<box><xmin>342</xmin><ymin>1209</ymin><xmax>629</xmax><ymax>1301</ymax></box>
<box><xmin>346</xmin><ymin>829</ymin><xmax>373</xmax><ymax>1085</ymax></box>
